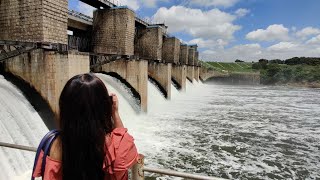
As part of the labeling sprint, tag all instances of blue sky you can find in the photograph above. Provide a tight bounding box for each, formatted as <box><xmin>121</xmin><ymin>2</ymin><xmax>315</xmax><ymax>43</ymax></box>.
<box><xmin>69</xmin><ymin>0</ymin><xmax>320</xmax><ymax>61</ymax></box>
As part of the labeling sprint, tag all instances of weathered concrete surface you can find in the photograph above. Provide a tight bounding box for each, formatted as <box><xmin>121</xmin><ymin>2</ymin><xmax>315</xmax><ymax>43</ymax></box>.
<box><xmin>148</xmin><ymin>62</ymin><xmax>172</xmax><ymax>99</ymax></box>
<box><xmin>187</xmin><ymin>66</ymin><xmax>195</xmax><ymax>82</ymax></box>
<box><xmin>92</xmin><ymin>8</ymin><xmax>135</xmax><ymax>55</ymax></box>
<box><xmin>194</xmin><ymin>66</ymin><xmax>200</xmax><ymax>81</ymax></box>
<box><xmin>199</xmin><ymin>67</ymin><xmax>228</xmax><ymax>81</ymax></box>
<box><xmin>4</xmin><ymin>49</ymin><xmax>90</xmax><ymax>115</ymax></box>
<box><xmin>171</xmin><ymin>64</ymin><xmax>187</xmax><ymax>92</ymax></box>
<box><xmin>188</xmin><ymin>47</ymin><xmax>195</xmax><ymax>66</ymax></box>
<box><xmin>0</xmin><ymin>0</ymin><xmax>68</xmax><ymax>44</ymax></box>
<box><xmin>135</xmin><ymin>26</ymin><xmax>163</xmax><ymax>61</ymax></box>
<box><xmin>208</xmin><ymin>72</ymin><xmax>260</xmax><ymax>85</ymax></box>
<box><xmin>189</xmin><ymin>45</ymin><xmax>198</xmax><ymax>51</ymax></box>
<box><xmin>162</xmin><ymin>37</ymin><xmax>180</xmax><ymax>64</ymax></box>
<box><xmin>194</xmin><ymin>51</ymin><xmax>199</xmax><ymax>66</ymax></box>
<box><xmin>94</xmin><ymin>60</ymin><xmax>148</xmax><ymax>112</ymax></box>
<box><xmin>179</xmin><ymin>45</ymin><xmax>189</xmax><ymax>65</ymax></box>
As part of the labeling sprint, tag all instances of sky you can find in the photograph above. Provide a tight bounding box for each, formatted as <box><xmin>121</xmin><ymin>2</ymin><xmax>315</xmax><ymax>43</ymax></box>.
<box><xmin>69</xmin><ymin>0</ymin><xmax>320</xmax><ymax>62</ymax></box>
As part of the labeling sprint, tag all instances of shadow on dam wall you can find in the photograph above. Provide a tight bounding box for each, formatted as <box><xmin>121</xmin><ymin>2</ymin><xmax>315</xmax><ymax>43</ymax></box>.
<box><xmin>0</xmin><ymin>62</ymin><xmax>56</xmax><ymax>130</ymax></box>
<box><xmin>206</xmin><ymin>73</ymin><xmax>261</xmax><ymax>85</ymax></box>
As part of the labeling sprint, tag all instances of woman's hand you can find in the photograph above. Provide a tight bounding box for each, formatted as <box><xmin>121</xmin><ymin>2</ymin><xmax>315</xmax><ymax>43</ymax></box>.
<box><xmin>110</xmin><ymin>93</ymin><xmax>119</xmax><ymax>114</ymax></box>
<box><xmin>110</xmin><ymin>93</ymin><xmax>124</xmax><ymax>128</ymax></box>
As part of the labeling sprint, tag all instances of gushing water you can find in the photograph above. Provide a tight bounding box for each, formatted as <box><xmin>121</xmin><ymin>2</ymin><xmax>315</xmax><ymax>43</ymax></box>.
<box><xmin>0</xmin><ymin>76</ymin><xmax>48</xmax><ymax>180</ymax></box>
<box><xmin>1</xmin><ymin>73</ymin><xmax>320</xmax><ymax>179</ymax></box>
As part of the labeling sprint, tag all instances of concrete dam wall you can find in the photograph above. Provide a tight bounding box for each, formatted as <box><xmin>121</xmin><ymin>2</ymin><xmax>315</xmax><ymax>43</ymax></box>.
<box><xmin>0</xmin><ymin>0</ymin><xmax>217</xmax><ymax>117</ymax></box>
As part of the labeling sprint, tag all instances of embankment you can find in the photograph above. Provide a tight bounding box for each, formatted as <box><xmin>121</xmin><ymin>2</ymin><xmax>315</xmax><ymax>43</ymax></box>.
<box><xmin>206</xmin><ymin>72</ymin><xmax>260</xmax><ymax>85</ymax></box>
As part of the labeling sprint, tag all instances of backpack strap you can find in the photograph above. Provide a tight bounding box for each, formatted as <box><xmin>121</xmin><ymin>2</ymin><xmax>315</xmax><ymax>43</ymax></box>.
<box><xmin>41</xmin><ymin>131</ymin><xmax>60</xmax><ymax>178</ymax></box>
<box><xmin>31</xmin><ymin>130</ymin><xmax>60</xmax><ymax>180</ymax></box>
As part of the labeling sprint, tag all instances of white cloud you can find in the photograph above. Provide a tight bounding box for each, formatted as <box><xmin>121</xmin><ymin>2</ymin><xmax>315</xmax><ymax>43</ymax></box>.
<box><xmin>267</xmin><ymin>42</ymin><xmax>298</xmax><ymax>52</ymax></box>
<box><xmin>76</xmin><ymin>1</ymin><xmax>96</xmax><ymax>17</ymax></box>
<box><xmin>152</xmin><ymin>6</ymin><xmax>241</xmax><ymax>41</ymax></box>
<box><xmin>200</xmin><ymin>43</ymin><xmax>262</xmax><ymax>61</ymax></box>
<box><xmin>119</xmin><ymin>0</ymin><xmax>140</xmax><ymax>10</ymax></box>
<box><xmin>201</xmin><ymin>41</ymin><xmax>320</xmax><ymax>62</ymax></box>
<box><xmin>188</xmin><ymin>38</ymin><xmax>228</xmax><ymax>49</ymax></box>
<box><xmin>296</xmin><ymin>27</ymin><xmax>320</xmax><ymax>38</ymax></box>
<box><xmin>141</xmin><ymin>0</ymin><xmax>157</xmax><ymax>7</ymax></box>
<box><xmin>235</xmin><ymin>8</ymin><xmax>250</xmax><ymax>17</ymax></box>
<box><xmin>306</xmin><ymin>34</ymin><xmax>320</xmax><ymax>44</ymax></box>
<box><xmin>246</xmin><ymin>24</ymin><xmax>289</xmax><ymax>42</ymax></box>
<box><xmin>75</xmin><ymin>0</ymin><xmax>140</xmax><ymax>16</ymax></box>
<box><xmin>189</xmin><ymin>0</ymin><xmax>239</xmax><ymax>8</ymax></box>
<box><xmin>140</xmin><ymin>0</ymin><xmax>168</xmax><ymax>8</ymax></box>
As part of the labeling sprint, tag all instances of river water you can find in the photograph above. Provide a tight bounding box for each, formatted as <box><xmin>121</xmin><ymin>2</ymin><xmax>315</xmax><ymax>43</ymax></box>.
<box><xmin>1</xmin><ymin>74</ymin><xmax>320</xmax><ymax>179</ymax></box>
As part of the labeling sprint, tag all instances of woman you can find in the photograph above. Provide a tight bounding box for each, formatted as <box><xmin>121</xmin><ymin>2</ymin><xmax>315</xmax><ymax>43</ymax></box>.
<box><xmin>32</xmin><ymin>73</ymin><xmax>139</xmax><ymax>180</ymax></box>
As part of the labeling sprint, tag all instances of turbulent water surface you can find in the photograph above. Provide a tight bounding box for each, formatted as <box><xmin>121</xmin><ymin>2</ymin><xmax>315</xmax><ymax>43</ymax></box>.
<box><xmin>1</xmin><ymin>73</ymin><xmax>320</xmax><ymax>179</ymax></box>
<box><xmin>121</xmin><ymin>79</ymin><xmax>320</xmax><ymax>179</ymax></box>
<box><xmin>0</xmin><ymin>76</ymin><xmax>47</xmax><ymax>179</ymax></box>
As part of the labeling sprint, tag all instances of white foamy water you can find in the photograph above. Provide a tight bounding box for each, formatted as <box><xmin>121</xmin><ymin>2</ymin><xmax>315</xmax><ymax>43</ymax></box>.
<box><xmin>0</xmin><ymin>76</ymin><xmax>48</xmax><ymax>179</ymax></box>
<box><xmin>98</xmin><ymin>74</ymin><xmax>320</xmax><ymax>179</ymax></box>
<box><xmin>1</xmin><ymin>73</ymin><xmax>320</xmax><ymax>179</ymax></box>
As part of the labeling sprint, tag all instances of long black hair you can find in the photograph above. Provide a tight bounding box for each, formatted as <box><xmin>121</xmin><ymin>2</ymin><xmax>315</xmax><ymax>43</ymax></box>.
<box><xmin>59</xmin><ymin>73</ymin><xmax>113</xmax><ymax>180</ymax></box>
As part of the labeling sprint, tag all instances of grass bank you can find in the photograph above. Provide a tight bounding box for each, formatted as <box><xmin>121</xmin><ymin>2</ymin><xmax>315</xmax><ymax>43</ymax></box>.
<box><xmin>206</xmin><ymin>62</ymin><xmax>255</xmax><ymax>73</ymax></box>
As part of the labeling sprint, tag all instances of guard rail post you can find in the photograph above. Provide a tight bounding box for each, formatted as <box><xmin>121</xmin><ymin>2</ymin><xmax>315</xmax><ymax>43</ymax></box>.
<box><xmin>132</xmin><ymin>154</ymin><xmax>145</xmax><ymax>180</ymax></box>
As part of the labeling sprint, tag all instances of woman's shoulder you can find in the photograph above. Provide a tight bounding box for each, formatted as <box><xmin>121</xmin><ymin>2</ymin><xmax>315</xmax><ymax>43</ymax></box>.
<box><xmin>49</xmin><ymin>137</ymin><xmax>62</xmax><ymax>161</ymax></box>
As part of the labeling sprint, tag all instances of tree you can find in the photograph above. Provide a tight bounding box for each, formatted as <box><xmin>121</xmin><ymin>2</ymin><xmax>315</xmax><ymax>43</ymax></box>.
<box><xmin>235</xmin><ymin>59</ymin><xmax>244</xmax><ymax>62</ymax></box>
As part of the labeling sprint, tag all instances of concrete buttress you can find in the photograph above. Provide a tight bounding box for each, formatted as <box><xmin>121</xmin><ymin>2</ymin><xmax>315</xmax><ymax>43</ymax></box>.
<box><xmin>92</xmin><ymin>7</ymin><xmax>135</xmax><ymax>55</ymax></box>
<box><xmin>135</xmin><ymin>26</ymin><xmax>163</xmax><ymax>61</ymax></box>
<box><xmin>0</xmin><ymin>0</ymin><xmax>68</xmax><ymax>44</ymax></box>
<box><xmin>4</xmin><ymin>50</ymin><xmax>90</xmax><ymax>116</ymax></box>
<box><xmin>195</xmin><ymin>66</ymin><xmax>200</xmax><ymax>82</ymax></box>
<box><xmin>96</xmin><ymin>60</ymin><xmax>148</xmax><ymax>112</ymax></box>
<box><xmin>187</xmin><ymin>66</ymin><xmax>195</xmax><ymax>83</ymax></box>
<box><xmin>148</xmin><ymin>62</ymin><xmax>172</xmax><ymax>99</ymax></box>
<box><xmin>171</xmin><ymin>65</ymin><xmax>187</xmax><ymax>92</ymax></box>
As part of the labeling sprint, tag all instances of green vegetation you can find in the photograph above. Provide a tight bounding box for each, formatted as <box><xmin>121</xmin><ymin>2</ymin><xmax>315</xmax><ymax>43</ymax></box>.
<box><xmin>257</xmin><ymin>64</ymin><xmax>320</xmax><ymax>85</ymax></box>
<box><xmin>206</xmin><ymin>62</ymin><xmax>255</xmax><ymax>73</ymax></box>
<box><xmin>204</xmin><ymin>57</ymin><xmax>320</xmax><ymax>88</ymax></box>
<box><xmin>252</xmin><ymin>58</ymin><xmax>320</xmax><ymax>86</ymax></box>
<box><xmin>199</xmin><ymin>61</ymin><xmax>224</xmax><ymax>72</ymax></box>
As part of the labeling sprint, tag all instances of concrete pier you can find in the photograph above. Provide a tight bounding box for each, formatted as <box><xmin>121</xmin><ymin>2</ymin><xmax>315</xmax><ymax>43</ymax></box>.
<box><xmin>162</xmin><ymin>37</ymin><xmax>180</xmax><ymax>64</ymax></box>
<box><xmin>194</xmin><ymin>66</ymin><xmax>200</xmax><ymax>81</ymax></box>
<box><xmin>188</xmin><ymin>47</ymin><xmax>195</xmax><ymax>66</ymax></box>
<box><xmin>148</xmin><ymin>62</ymin><xmax>172</xmax><ymax>99</ymax></box>
<box><xmin>187</xmin><ymin>66</ymin><xmax>195</xmax><ymax>82</ymax></box>
<box><xmin>135</xmin><ymin>26</ymin><xmax>164</xmax><ymax>61</ymax></box>
<box><xmin>171</xmin><ymin>65</ymin><xmax>187</xmax><ymax>91</ymax></box>
<box><xmin>0</xmin><ymin>0</ymin><xmax>68</xmax><ymax>44</ymax></box>
<box><xmin>92</xmin><ymin>7</ymin><xmax>135</xmax><ymax>55</ymax></box>
<box><xmin>179</xmin><ymin>45</ymin><xmax>189</xmax><ymax>65</ymax></box>
<box><xmin>94</xmin><ymin>59</ymin><xmax>148</xmax><ymax>112</ymax></box>
<box><xmin>4</xmin><ymin>49</ymin><xmax>89</xmax><ymax>114</ymax></box>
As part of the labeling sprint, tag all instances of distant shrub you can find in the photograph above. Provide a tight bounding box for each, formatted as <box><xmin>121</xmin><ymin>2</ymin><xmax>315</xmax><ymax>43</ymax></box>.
<box><xmin>285</xmin><ymin>57</ymin><xmax>320</xmax><ymax>66</ymax></box>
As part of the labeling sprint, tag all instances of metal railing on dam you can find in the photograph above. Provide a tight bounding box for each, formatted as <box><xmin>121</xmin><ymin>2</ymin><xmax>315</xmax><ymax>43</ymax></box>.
<box><xmin>68</xmin><ymin>10</ymin><xmax>93</xmax><ymax>23</ymax></box>
<box><xmin>0</xmin><ymin>142</ymin><xmax>225</xmax><ymax>180</ymax></box>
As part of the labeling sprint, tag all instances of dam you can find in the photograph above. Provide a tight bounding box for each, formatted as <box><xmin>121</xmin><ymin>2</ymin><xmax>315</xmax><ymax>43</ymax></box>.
<box><xmin>0</xmin><ymin>0</ymin><xmax>217</xmax><ymax>116</ymax></box>
<box><xmin>0</xmin><ymin>0</ymin><xmax>219</xmax><ymax>178</ymax></box>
